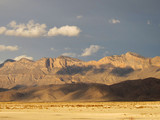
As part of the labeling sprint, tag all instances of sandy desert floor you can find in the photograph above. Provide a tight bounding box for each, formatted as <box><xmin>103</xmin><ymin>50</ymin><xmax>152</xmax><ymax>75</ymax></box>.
<box><xmin>0</xmin><ymin>102</ymin><xmax>160</xmax><ymax>120</ymax></box>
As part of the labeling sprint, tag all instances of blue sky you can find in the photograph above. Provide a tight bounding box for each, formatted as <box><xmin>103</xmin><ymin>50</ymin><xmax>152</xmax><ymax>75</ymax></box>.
<box><xmin>0</xmin><ymin>0</ymin><xmax>160</xmax><ymax>62</ymax></box>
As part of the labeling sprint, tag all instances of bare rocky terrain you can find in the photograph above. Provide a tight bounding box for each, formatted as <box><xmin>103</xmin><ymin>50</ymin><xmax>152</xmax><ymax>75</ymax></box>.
<box><xmin>0</xmin><ymin>77</ymin><xmax>160</xmax><ymax>102</ymax></box>
<box><xmin>0</xmin><ymin>52</ymin><xmax>160</xmax><ymax>89</ymax></box>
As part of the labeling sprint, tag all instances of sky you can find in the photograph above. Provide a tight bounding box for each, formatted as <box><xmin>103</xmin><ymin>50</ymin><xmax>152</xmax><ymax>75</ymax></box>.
<box><xmin>0</xmin><ymin>0</ymin><xmax>160</xmax><ymax>62</ymax></box>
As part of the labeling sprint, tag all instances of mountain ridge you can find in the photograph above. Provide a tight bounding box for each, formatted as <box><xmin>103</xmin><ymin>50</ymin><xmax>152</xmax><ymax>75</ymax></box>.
<box><xmin>0</xmin><ymin>77</ymin><xmax>159</xmax><ymax>102</ymax></box>
<box><xmin>0</xmin><ymin>52</ymin><xmax>160</xmax><ymax>88</ymax></box>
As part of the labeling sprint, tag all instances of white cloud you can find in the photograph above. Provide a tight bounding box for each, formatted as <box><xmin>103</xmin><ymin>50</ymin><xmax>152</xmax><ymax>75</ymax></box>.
<box><xmin>14</xmin><ymin>55</ymin><xmax>33</xmax><ymax>61</ymax></box>
<box><xmin>147</xmin><ymin>20</ymin><xmax>151</xmax><ymax>25</ymax></box>
<box><xmin>61</xmin><ymin>52</ymin><xmax>77</xmax><ymax>57</ymax></box>
<box><xmin>0</xmin><ymin>20</ymin><xmax>81</xmax><ymax>38</ymax></box>
<box><xmin>5</xmin><ymin>20</ymin><xmax>47</xmax><ymax>37</ymax></box>
<box><xmin>0</xmin><ymin>27</ymin><xmax>6</xmax><ymax>34</ymax></box>
<box><xmin>48</xmin><ymin>25</ymin><xmax>81</xmax><ymax>37</ymax></box>
<box><xmin>109</xmin><ymin>19</ymin><xmax>120</xmax><ymax>24</ymax></box>
<box><xmin>81</xmin><ymin>45</ymin><xmax>101</xmax><ymax>57</ymax></box>
<box><xmin>0</xmin><ymin>45</ymin><xmax>19</xmax><ymax>51</ymax></box>
<box><xmin>77</xmin><ymin>15</ymin><xmax>83</xmax><ymax>19</ymax></box>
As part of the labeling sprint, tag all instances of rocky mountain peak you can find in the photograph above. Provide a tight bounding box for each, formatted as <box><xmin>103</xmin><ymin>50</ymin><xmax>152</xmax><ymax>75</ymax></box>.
<box><xmin>17</xmin><ymin>58</ymin><xmax>34</xmax><ymax>63</ymax></box>
<box><xmin>98</xmin><ymin>52</ymin><xmax>150</xmax><ymax>69</ymax></box>
<box><xmin>57</xmin><ymin>55</ymin><xmax>83</xmax><ymax>62</ymax></box>
<box><xmin>4</xmin><ymin>59</ymin><xmax>15</xmax><ymax>63</ymax></box>
<box><xmin>151</xmin><ymin>56</ymin><xmax>160</xmax><ymax>67</ymax></box>
<box><xmin>125</xmin><ymin>52</ymin><xmax>145</xmax><ymax>59</ymax></box>
<box><xmin>0</xmin><ymin>59</ymin><xmax>15</xmax><ymax>68</ymax></box>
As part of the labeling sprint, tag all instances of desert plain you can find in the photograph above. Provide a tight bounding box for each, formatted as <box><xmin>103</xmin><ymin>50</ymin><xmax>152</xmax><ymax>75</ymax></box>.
<box><xmin>0</xmin><ymin>102</ymin><xmax>160</xmax><ymax>120</ymax></box>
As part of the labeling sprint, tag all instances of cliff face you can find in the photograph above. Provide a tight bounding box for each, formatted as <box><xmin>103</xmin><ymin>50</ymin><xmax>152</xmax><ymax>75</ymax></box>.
<box><xmin>0</xmin><ymin>52</ymin><xmax>160</xmax><ymax>88</ymax></box>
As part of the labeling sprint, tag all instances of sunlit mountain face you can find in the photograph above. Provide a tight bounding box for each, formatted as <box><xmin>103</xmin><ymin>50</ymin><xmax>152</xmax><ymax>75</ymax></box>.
<box><xmin>0</xmin><ymin>52</ymin><xmax>160</xmax><ymax>89</ymax></box>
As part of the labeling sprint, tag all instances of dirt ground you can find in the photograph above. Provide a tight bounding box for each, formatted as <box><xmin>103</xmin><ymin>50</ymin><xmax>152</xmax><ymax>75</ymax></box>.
<box><xmin>0</xmin><ymin>102</ymin><xmax>160</xmax><ymax>120</ymax></box>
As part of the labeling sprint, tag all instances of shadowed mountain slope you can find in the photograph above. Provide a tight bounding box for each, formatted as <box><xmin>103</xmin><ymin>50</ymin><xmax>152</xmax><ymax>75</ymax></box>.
<box><xmin>110</xmin><ymin>77</ymin><xmax>160</xmax><ymax>101</ymax></box>
<box><xmin>0</xmin><ymin>78</ymin><xmax>160</xmax><ymax>102</ymax></box>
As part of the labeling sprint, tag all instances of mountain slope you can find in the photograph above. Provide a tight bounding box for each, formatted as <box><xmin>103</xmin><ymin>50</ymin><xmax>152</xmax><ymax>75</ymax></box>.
<box><xmin>0</xmin><ymin>78</ymin><xmax>160</xmax><ymax>102</ymax></box>
<box><xmin>110</xmin><ymin>77</ymin><xmax>160</xmax><ymax>101</ymax></box>
<box><xmin>0</xmin><ymin>52</ymin><xmax>160</xmax><ymax>88</ymax></box>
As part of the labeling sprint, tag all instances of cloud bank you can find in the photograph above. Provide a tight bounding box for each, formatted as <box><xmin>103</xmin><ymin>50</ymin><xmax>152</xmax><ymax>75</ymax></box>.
<box><xmin>0</xmin><ymin>45</ymin><xmax>19</xmax><ymax>51</ymax></box>
<box><xmin>0</xmin><ymin>20</ymin><xmax>81</xmax><ymax>38</ymax></box>
<box><xmin>14</xmin><ymin>55</ymin><xmax>33</xmax><ymax>61</ymax></box>
<box><xmin>81</xmin><ymin>45</ymin><xmax>101</xmax><ymax>56</ymax></box>
<box><xmin>109</xmin><ymin>19</ymin><xmax>120</xmax><ymax>24</ymax></box>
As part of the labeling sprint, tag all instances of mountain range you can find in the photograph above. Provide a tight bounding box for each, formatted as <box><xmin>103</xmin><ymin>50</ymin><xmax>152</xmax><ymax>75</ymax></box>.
<box><xmin>0</xmin><ymin>52</ymin><xmax>160</xmax><ymax>89</ymax></box>
<box><xmin>0</xmin><ymin>52</ymin><xmax>160</xmax><ymax>101</ymax></box>
<box><xmin>0</xmin><ymin>77</ymin><xmax>160</xmax><ymax>102</ymax></box>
